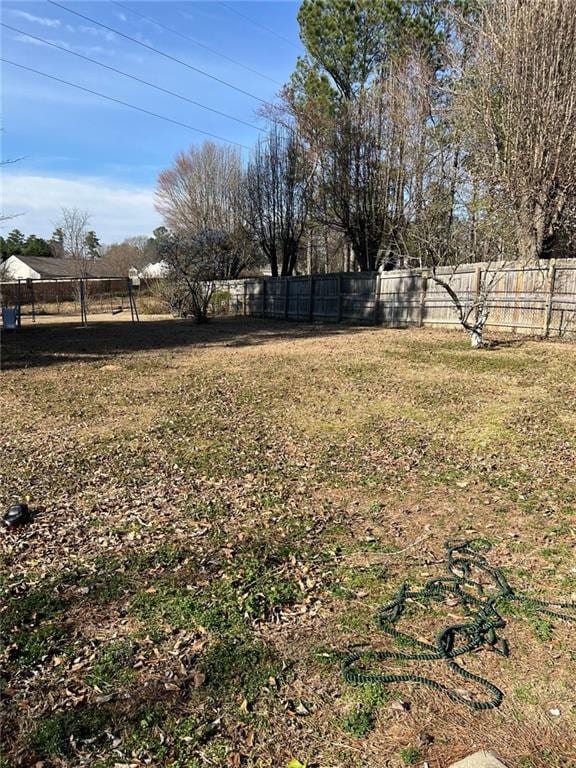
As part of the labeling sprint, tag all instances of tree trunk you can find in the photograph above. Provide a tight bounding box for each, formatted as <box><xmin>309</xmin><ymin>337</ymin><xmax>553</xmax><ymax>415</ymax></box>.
<box><xmin>470</xmin><ymin>327</ymin><xmax>484</xmax><ymax>348</ymax></box>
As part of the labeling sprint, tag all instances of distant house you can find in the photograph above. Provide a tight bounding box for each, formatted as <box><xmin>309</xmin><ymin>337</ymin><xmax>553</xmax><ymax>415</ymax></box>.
<box><xmin>2</xmin><ymin>255</ymin><xmax>117</xmax><ymax>281</ymax></box>
<box><xmin>139</xmin><ymin>260</ymin><xmax>169</xmax><ymax>278</ymax></box>
<box><xmin>3</xmin><ymin>254</ymin><xmax>171</xmax><ymax>283</ymax></box>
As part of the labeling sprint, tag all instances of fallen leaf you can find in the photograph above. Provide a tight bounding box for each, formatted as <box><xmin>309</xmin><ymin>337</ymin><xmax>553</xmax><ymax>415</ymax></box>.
<box><xmin>191</xmin><ymin>671</ymin><xmax>206</xmax><ymax>688</ymax></box>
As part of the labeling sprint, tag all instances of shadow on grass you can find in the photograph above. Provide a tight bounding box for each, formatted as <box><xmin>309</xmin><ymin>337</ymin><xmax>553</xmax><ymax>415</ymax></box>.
<box><xmin>1</xmin><ymin>316</ymin><xmax>378</xmax><ymax>371</ymax></box>
<box><xmin>484</xmin><ymin>334</ymin><xmax>544</xmax><ymax>349</ymax></box>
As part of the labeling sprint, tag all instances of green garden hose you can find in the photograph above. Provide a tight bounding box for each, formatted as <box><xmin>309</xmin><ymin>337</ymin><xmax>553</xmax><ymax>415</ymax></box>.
<box><xmin>342</xmin><ymin>539</ymin><xmax>576</xmax><ymax>709</ymax></box>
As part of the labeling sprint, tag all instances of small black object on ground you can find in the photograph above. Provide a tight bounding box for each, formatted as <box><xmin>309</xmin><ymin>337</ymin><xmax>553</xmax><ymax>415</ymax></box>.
<box><xmin>3</xmin><ymin>503</ymin><xmax>32</xmax><ymax>528</ymax></box>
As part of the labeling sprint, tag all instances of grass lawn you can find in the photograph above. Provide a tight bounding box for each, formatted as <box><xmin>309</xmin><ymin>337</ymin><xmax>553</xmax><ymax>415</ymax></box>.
<box><xmin>1</xmin><ymin>318</ymin><xmax>575</xmax><ymax>768</ymax></box>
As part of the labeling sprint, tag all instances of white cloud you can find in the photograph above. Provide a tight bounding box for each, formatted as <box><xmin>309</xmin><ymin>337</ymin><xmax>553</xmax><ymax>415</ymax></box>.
<box><xmin>11</xmin><ymin>32</ymin><xmax>117</xmax><ymax>58</ymax></box>
<box><xmin>12</xmin><ymin>34</ymin><xmax>53</xmax><ymax>47</ymax></box>
<box><xmin>1</xmin><ymin>174</ymin><xmax>162</xmax><ymax>243</ymax></box>
<box><xmin>11</xmin><ymin>10</ymin><xmax>61</xmax><ymax>28</ymax></box>
<box><xmin>79</xmin><ymin>25</ymin><xmax>116</xmax><ymax>43</ymax></box>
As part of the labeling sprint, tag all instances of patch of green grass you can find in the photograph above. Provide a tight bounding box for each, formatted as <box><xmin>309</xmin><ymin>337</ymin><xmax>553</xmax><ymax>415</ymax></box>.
<box><xmin>131</xmin><ymin>585</ymin><xmax>213</xmax><ymax>632</ymax></box>
<box><xmin>76</xmin><ymin>569</ymin><xmax>131</xmax><ymax>603</ymax></box>
<box><xmin>340</xmin><ymin>684</ymin><xmax>390</xmax><ymax>738</ymax></box>
<box><xmin>399</xmin><ymin>746</ymin><xmax>421</xmax><ymax>765</ymax></box>
<box><xmin>234</xmin><ymin>554</ymin><xmax>300</xmax><ymax>621</ymax></box>
<box><xmin>518</xmin><ymin>758</ymin><xmax>535</xmax><ymax>768</ymax></box>
<box><xmin>86</xmin><ymin>639</ymin><xmax>135</xmax><ymax>691</ymax></box>
<box><xmin>529</xmin><ymin>617</ymin><xmax>553</xmax><ymax>643</ymax></box>
<box><xmin>130</xmin><ymin>541</ymin><xmax>300</xmax><ymax>636</ymax></box>
<box><xmin>30</xmin><ymin>708</ymin><xmax>110</xmax><ymax>758</ymax></box>
<box><xmin>353</xmin><ymin>683</ymin><xmax>391</xmax><ymax>711</ymax></box>
<box><xmin>12</xmin><ymin>622</ymin><xmax>72</xmax><ymax>668</ymax></box>
<box><xmin>122</xmin><ymin>704</ymin><xmax>172</xmax><ymax>763</ymax></box>
<box><xmin>119</xmin><ymin>706</ymin><xmax>219</xmax><ymax>767</ymax></box>
<box><xmin>540</xmin><ymin>545</ymin><xmax>573</xmax><ymax>565</ymax></box>
<box><xmin>201</xmin><ymin>637</ymin><xmax>282</xmax><ymax>698</ymax></box>
<box><xmin>328</xmin><ymin>583</ymin><xmax>356</xmax><ymax>600</ymax></box>
<box><xmin>393</xmin><ymin>633</ymin><xmax>424</xmax><ymax>651</ymax></box>
<box><xmin>514</xmin><ymin>684</ymin><xmax>538</xmax><ymax>706</ymax></box>
<box><xmin>1</xmin><ymin>582</ymin><xmax>66</xmax><ymax>633</ymax></box>
<box><xmin>339</xmin><ymin>609</ymin><xmax>373</xmax><ymax>634</ymax></box>
<box><xmin>341</xmin><ymin>709</ymin><xmax>374</xmax><ymax>737</ymax></box>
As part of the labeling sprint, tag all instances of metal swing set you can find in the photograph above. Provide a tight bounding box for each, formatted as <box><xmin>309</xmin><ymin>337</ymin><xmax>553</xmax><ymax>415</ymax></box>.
<box><xmin>1</xmin><ymin>275</ymin><xmax>140</xmax><ymax>329</ymax></box>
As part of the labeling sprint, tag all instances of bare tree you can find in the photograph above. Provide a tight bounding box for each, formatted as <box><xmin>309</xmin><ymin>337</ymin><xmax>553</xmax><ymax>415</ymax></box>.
<box><xmin>56</xmin><ymin>207</ymin><xmax>91</xmax><ymax>276</ymax></box>
<box><xmin>245</xmin><ymin>126</ymin><xmax>312</xmax><ymax>276</ymax></box>
<box><xmin>100</xmin><ymin>237</ymin><xmax>156</xmax><ymax>277</ymax></box>
<box><xmin>399</xmin><ymin>0</ymin><xmax>576</xmax><ymax>347</ymax></box>
<box><xmin>408</xmin><ymin>135</ymin><xmax>525</xmax><ymax>348</ymax></box>
<box><xmin>155</xmin><ymin>142</ymin><xmax>257</xmax><ymax>278</ymax></box>
<box><xmin>156</xmin><ymin>142</ymin><xmax>242</xmax><ymax>232</ymax></box>
<box><xmin>459</xmin><ymin>0</ymin><xmax>576</xmax><ymax>261</ymax></box>
<box><xmin>157</xmin><ymin>231</ymin><xmax>221</xmax><ymax>322</ymax></box>
<box><xmin>316</xmin><ymin>73</ymin><xmax>412</xmax><ymax>272</ymax></box>
<box><xmin>0</xmin><ymin>260</ymin><xmax>13</xmax><ymax>281</ymax></box>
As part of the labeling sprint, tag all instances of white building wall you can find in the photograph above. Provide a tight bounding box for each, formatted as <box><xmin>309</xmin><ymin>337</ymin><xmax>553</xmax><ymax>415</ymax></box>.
<box><xmin>2</xmin><ymin>256</ymin><xmax>41</xmax><ymax>280</ymax></box>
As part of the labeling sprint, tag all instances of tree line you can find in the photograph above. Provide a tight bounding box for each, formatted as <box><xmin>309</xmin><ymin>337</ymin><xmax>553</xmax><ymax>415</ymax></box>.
<box><xmin>155</xmin><ymin>0</ymin><xmax>576</xmax><ymax>339</ymax></box>
<box><xmin>0</xmin><ymin>224</ymin><xmax>101</xmax><ymax>262</ymax></box>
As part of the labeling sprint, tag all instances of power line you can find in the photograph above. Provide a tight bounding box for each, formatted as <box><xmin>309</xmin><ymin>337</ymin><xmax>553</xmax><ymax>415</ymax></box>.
<box><xmin>1</xmin><ymin>58</ymin><xmax>251</xmax><ymax>149</ymax></box>
<box><xmin>46</xmin><ymin>0</ymin><xmax>267</xmax><ymax>104</ymax></box>
<box><xmin>111</xmin><ymin>0</ymin><xmax>283</xmax><ymax>88</ymax></box>
<box><xmin>218</xmin><ymin>2</ymin><xmax>301</xmax><ymax>52</ymax></box>
<box><xmin>3</xmin><ymin>23</ymin><xmax>264</xmax><ymax>133</ymax></box>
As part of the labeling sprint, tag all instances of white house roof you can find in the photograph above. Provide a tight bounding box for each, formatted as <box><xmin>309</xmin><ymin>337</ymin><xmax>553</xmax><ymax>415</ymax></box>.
<box><xmin>2</xmin><ymin>255</ymin><xmax>119</xmax><ymax>280</ymax></box>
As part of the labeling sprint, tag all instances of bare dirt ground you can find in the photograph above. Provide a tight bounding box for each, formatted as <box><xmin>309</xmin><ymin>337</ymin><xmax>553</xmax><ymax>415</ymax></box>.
<box><xmin>1</xmin><ymin>318</ymin><xmax>575</xmax><ymax>768</ymax></box>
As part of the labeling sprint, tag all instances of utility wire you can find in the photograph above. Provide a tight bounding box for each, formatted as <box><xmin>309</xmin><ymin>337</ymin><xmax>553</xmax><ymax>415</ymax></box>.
<box><xmin>46</xmin><ymin>0</ymin><xmax>267</xmax><ymax>104</ymax></box>
<box><xmin>1</xmin><ymin>58</ymin><xmax>250</xmax><ymax>149</ymax></box>
<box><xmin>3</xmin><ymin>23</ymin><xmax>264</xmax><ymax>133</ymax></box>
<box><xmin>218</xmin><ymin>2</ymin><xmax>301</xmax><ymax>51</ymax></box>
<box><xmin>111</xmin><ymin>0</ymin><xmax>283</xmax><ymax>87</ymax></box>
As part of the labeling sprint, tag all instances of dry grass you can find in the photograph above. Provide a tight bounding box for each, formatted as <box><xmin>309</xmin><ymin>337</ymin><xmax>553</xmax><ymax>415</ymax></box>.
<box><xmin>1</xmin><ymin>318</ymin><xmax>575</xmax><ymax>768</ymax></box>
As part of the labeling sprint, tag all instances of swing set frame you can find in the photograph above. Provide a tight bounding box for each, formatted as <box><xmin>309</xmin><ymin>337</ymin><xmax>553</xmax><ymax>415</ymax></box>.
<box><xmin>8</xmin><ymin>276</ymin><xmax>140</xmax><ymax>327</ymax></box>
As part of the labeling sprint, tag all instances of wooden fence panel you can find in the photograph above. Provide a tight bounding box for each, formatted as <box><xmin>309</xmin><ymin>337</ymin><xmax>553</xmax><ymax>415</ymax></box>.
<box><xmin>264</xmin><ymin>278</ymin><xmax>286</xmax><ymax>318</ymax></box>
<box><xmin>422</xmin><ymin>267</ymin><xmax>476</xmax><ymax>326</ymax></box>
<box><xmin>341</xmin><ymin>273</ymin><xmax>378</xmax><ymax>322</ymax></box>
<box><xmin>484</xmin><ymin>264</ymin><xmax>548</xmax><ymax>332</ymax></box>
<box><xmin>312</xmin><ymin>275</ymin><xmax>339</xmax><ymax>320</ymax></box>
<box><xmin>550</xmin><ymin>264</ymin><xmax>576</xmax><ymax>336</ymax></box>
<box><xmin>212</xmin><ymin>261</ymin><xmax>575</xmax><ymax>337</ymax></box>
<box><xmin>378</xmin><ymin>270</ymin><xmax>424</xmax><ymax>326</ymax></box>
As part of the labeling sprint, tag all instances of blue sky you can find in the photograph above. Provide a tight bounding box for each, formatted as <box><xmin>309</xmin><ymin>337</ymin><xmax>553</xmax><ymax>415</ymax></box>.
<box><xmin>1</xmin><ymin>1</ymin><xmax>303</xmax><ymax>242</ymax></box>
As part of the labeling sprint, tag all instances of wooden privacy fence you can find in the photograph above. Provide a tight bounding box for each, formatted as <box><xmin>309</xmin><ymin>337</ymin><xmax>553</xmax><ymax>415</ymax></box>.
<box><xmin>219</xmin><ymin>272</ymin><xmax>379</xmax><ymax>324</ymax></box>
<box><xmin>215</xmin><ymin>258</ymin><xmax>576</xmax><ymax>337</ymax></box>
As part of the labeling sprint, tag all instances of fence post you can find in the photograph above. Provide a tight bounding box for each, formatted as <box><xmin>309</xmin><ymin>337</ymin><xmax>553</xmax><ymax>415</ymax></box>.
<box><xmin>543</xmin><ymin>259</ymin><xmax>557</xmax><ymax>337</ymax></box>
<box><xmin>373</xmin><ymin>272</ymin><xmax>381</xmax><ymax>325</ymax></box>
<box><xmin>16</xmin><ymin>280</ymin><xmax>22</xmax><ymax>327</ymax></box>
<box><xmin>309</xmin><ymin>275</ymin><xmax>315</xmax><ymax>322</ymax></box>
<box><xmin>284</xmin><ymin>278</ymin><xmax>290</xmax><ymax>320</ymax></box>
<box><xmin>79</xmin><ymin>279</ymin><xmax>87</xmax><ymax>326</ymax></box>
<box><xmin>261</xmin><ymin>278</ymin><xmax>266</xmax><ymax>318</ymax></box>
<box><xmin>419</xmin><ymin>273</ymin><xmax>428</xmax><ymax>327</ymax></box>
<box><xmin>474</xmin><ymin>264</ymin><xmax>482</xmax><ymax>296</ymax></box>
<box><xmin>243</xmin><ymin>281</ymin><xmax>248</xmax><ymax>316</ymax></box>
<box><xmin>337</xmin><ymin>273</ymin><xmax>343</xmax><ymax>322</ymax></box>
